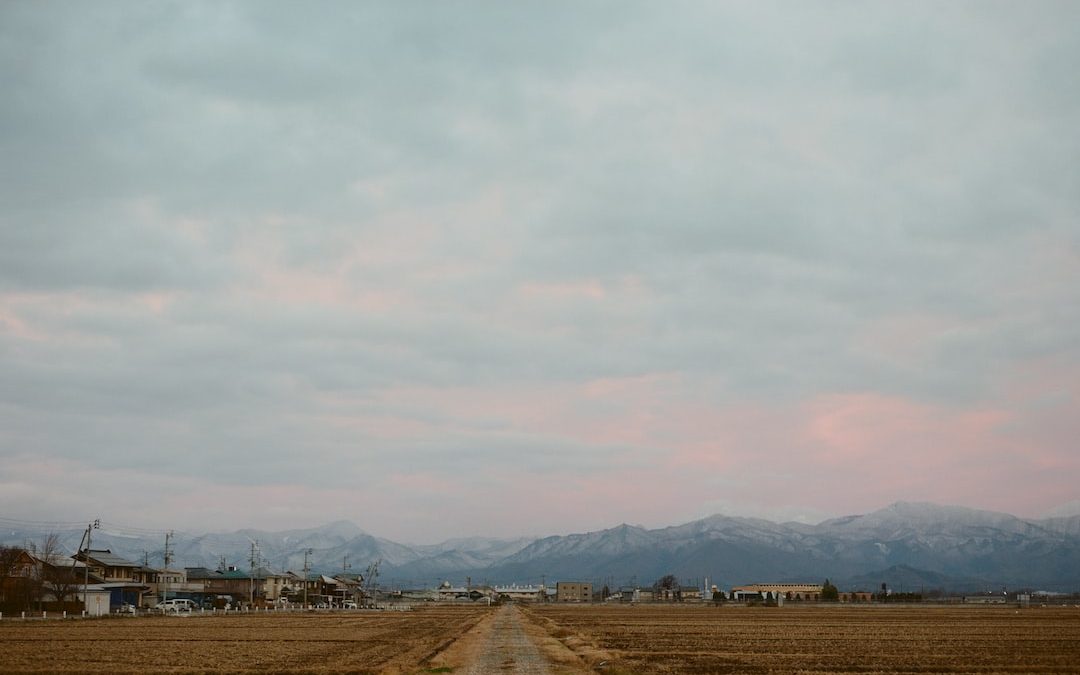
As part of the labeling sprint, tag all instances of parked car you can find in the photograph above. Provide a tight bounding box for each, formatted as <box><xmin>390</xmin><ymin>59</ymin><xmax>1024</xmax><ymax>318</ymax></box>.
<box><xmin>342</xmin><ymin>601</ymin><xmax>357</xmax><ymax>609</ymax></box>
<box><xmin>155</xmin><ymin>598</ymin><xmax>196</xmax><ymax>612</ymax></box>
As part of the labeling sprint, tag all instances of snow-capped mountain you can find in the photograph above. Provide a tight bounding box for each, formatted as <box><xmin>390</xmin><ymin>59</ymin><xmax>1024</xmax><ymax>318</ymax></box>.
<box><xmin>3</xmin><ymin>502</ymin><xmax>1078</xmax><ymax>591</ymax></box>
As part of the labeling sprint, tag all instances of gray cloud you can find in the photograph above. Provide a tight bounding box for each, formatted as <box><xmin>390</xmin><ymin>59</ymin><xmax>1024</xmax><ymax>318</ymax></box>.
<box><xmin>2</xmin><ymin>1</ymin><xmax>1078</xmax><ymax>539</ymax></box>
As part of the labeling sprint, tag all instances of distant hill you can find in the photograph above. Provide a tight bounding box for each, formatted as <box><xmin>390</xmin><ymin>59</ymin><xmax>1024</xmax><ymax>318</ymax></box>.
<box><xmin>3</xmin><ymin>502</ymin><xmax>1078</xmax><ymax>591</ymax></box>
<box><xmin>843</xmin><ymin>564</ymin><xmax>993</xmax><ymax>594</ymax></box>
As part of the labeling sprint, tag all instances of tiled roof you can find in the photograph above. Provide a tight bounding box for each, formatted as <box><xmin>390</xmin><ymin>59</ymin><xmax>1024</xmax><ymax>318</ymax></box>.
<box><xmin>83</xmin><ymin>549</ymin><xmax>139</xmax><ymax>568</ymax></box>
<box><xmin>732</xmin><ymin>583</ymin><xmax>822</xmax><ymax>592</ymax></box>
<box><xmin>189</xmin><ymin>566</ymin><xmax>285</xmax><ymax>580</ymax></box>
<box><xmin>185</xmin><ymin>567</ymin><xmax>218</xmax><ymax>580</ymax></box>
<box><xmin>31</xmin><ymin>554</ymin><xmax>88</xmax><ymax>569</ymax></box>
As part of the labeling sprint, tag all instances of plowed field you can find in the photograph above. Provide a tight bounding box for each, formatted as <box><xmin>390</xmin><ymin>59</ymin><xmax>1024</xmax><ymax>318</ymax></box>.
<box><xmin>0</xmin><ymin>606</ymin><xmax>492</xmax><ymax>674</ymax></box>
<box><xmin>527</xmin><ymin>604</ymin><xmax>1080</xmax><ymax>673</ymax></box>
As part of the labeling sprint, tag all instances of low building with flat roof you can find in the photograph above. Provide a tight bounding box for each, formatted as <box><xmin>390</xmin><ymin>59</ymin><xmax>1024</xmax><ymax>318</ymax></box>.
<box><xmin>556</xmin><ymin>581</ymin><xmax>592</xmax><ymax>602</ymax></box>
<box><xmin>732</xmin><ymin>583</ymin><xmax>823</xmax><ymax>601</ymax></box>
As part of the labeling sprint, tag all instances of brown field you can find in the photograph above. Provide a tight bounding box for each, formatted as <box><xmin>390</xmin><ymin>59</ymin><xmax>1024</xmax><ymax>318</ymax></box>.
<box><xmin>527</xmin><ymin>604</ymin><xmax>1080</xmax><ymax>674</ymax></box>
<box><xmin>3</xmin><ymin>604</ymin><xmax>1080</xmax><ymax>674</ymax></box>
<box><xmin>0</xmin><ymin>606</ymin><xmax>492</xmax><ymax>674</ymax></box>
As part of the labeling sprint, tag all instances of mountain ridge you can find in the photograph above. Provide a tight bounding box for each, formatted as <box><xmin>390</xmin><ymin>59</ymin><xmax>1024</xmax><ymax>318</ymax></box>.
<box><xmin>3</xmin><ymin>502</ymin><xmax>1078</xmax><ymax>591</ymax></box>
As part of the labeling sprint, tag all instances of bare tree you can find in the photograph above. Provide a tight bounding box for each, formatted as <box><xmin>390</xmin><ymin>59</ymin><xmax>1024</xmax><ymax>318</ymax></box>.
<box><xmin>28</xmin><ymin>534</ymin><xmax>73</xmax><ymax>609</ymax></box>
<box><xmin>46</xmin><ymin>552</ymin><xmax>81</xmax><ymax>607</ymax></box>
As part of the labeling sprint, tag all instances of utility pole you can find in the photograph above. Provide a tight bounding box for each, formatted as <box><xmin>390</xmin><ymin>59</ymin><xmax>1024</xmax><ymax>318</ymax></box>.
<box><xmin>80</xmin><ymin>519</ymin><xmax>100</xmax><ymax>609</ymax></box>
<box><xmin>302</xmin><ymin>549</ymin><xmax>312</xmax><ymax>610</ymax></box>
<box><xmin>163</xmin><ymin>530</ymin><xmax>174</xmax><ymax>605</ymax></box>
<box><xmin>249</xmin><ymin>540</ymin><xmax>259</xmax><ymax>607</ymax></box>
<box><xmin>342</xmin><ymin>554</ymin><xmax>351</xmax><ymax>607</ymax></box>
<box><xmin>362</xmin><ymin>560</ymin><xmax>380</xmax><ymax>608</ymax></box>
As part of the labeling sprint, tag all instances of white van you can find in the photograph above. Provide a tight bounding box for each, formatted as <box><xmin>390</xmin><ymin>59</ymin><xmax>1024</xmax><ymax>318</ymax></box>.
<box><xmin>156</xmin><ymin>598</ymin><xmax>196</xmax><ymax>612</ymax></box>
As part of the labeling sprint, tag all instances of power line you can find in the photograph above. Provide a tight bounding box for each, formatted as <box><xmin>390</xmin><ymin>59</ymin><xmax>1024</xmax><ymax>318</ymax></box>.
<box><xmin>0</xmin><ymin>516</ymin><xmax>93</xmax><ymax>529</ymax></box>
<box><xmin>0</xmin><ymin>516</ymin><xmax>192</xmax><ymax>539</ymax></box>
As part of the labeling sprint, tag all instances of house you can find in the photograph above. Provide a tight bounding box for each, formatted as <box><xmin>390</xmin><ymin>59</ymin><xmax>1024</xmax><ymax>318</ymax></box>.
<box><xmin>73</xmin><ymin>549</ymin><xmax>140</xmax><ymax>582</ymax></box>
<box><xmin>144</xmin><ymin>568</ymin><xmax>204</xmax><ymax>607</ymax></box>
<box><xmin>278</xmin><ymin>571</ymin><xmax>305</xmax><ymax>601</ymax></box>
<box><xmin>184</xmin><ymin>567</ymin><xmax>219</xmax><ymax>592</ymax></box>
<box><xmin>653</xmin><ymin>586</ymin><xmax>702</xmax><ymax>602</ymax></box>
<box><xmin>332</xmin><ymin>574</ymin><xmax>364</xmax><ymax>604</ymax></box>
<box><xmin>654</xmin><ymin>586</ymin><xmax>679</xmax><ymax>602</ymax></box>
<box><xmin>262</xmin><ymin>569</ymin><xmax>294</xmax><ymax>602</ymax></box>
<box><xmin>187</xmin><ymin>566</ymin><xmax>292</xmax><ymax>605</ymax></box>
<box><xmin>132</xmin><ymin>565</ymin><xmax>159</xmax><ymax>585</ymax></box>
<box><xmin>680</xmin><ymin>586</ymin><xmax>703</xmax><ymax>601</ymax></box>
<box><xmin>435</xmin><ymin>581</ymin><xmax>494</xmax><ymax>602</ymax></box>
<box><xmin>396</xmin><ymin>588</ymin><xmax>439</xmax><ymax>602</ymax></box>
<box><xmin>0</xmin><ymin>549</ymin><xmax>90</xmax><ymax>612</ymax></box>
<box><xmin>71</xmin><ymin>549</ymin><xmax>148</xmax><ymax>609</ymax></box>
<box><xmin>731</xmin><ymin>583</ymin><xmax>823</xmax><ymax>601</ymax></box>
<box><xmin>840</xmin><ymin>591</ymin><xmax>873</xmax><ymax>603</ymax></box>
<box><xmin>493</xmin><ymin>584</ymin><xmax>545</xmax><ymax>602</ymax></box>
<box><xmin>278</xmin><ymin>572</ymin><xmax>348</xmax><ymax>606</ymax></box>
<box><xmin>556</xmin><ymin>581</ymin><xmax>592</xmax><ymax>602</ymax></box>
<box><xmin>617</xmin><ymin>586</ymin><xmax>639</xmax><ymax>603</ymax></box>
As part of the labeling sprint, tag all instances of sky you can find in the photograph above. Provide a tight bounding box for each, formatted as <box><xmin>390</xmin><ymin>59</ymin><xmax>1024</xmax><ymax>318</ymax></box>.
<box><xmin>1</xmin><ymin>1</ymin><xmax>1078</xmax><ymax>542</ymax></box>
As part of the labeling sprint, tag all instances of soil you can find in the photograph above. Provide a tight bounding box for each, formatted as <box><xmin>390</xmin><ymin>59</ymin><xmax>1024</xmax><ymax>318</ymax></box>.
<box><xmin>3</xmin><ymin>602</ymin><xmax>1078</xmax><ymax>673</ymax></box>
<box><xmin>462</xmin><ymin>604</ymin><xmax>552</xmax><ymax>674</ymax></box>
<box><xmin>0</xmin><ymin>605</ymin><xmax>491</xmax><ymax>674</ymax></box>
<box><xmin>529</xmin><ymin>603</ymin><xmax>1080</xmax><ymax>674</ymax></box>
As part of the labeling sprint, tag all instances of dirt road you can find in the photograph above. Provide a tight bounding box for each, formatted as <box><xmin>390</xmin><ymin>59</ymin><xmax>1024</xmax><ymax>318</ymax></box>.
<box><xmin>464</xmin><ymin>604</ymin><xmax>553</xmax><ymax>674</ymax></box>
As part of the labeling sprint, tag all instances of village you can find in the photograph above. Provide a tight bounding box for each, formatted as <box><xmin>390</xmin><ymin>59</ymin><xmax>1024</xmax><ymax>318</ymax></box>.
<box><xmin>3</xmin><ymin>543</ymin><xmax>951</xmax><ymax>619</ymax></box>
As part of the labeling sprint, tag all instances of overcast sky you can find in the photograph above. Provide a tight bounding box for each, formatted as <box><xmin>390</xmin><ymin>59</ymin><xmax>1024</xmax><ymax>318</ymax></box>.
<box><xmin>2</xmin><ymin>1</ymin><xmax>1078</xmax><ymax>542</ymax></box>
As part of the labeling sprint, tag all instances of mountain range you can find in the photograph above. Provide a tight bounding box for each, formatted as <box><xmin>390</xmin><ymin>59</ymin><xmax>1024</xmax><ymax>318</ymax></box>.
<box><xmin>3</xmin><ymin>502</ymin><xmax>1078</xmax><ymax>592</ymax></box>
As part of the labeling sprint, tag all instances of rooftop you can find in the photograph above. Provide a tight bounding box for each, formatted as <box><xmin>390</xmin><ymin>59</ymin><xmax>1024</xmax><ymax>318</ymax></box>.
<box><xmin>80</xmin><ymin>549</ymin><xmax>140</xmax><ymax>568</ymax></box>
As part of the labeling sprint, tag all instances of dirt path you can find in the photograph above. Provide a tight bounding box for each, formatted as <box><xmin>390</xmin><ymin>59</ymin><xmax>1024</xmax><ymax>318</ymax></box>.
<box><xmin>462</xmin><ymin>604</ymin><xmax>553</xmax><ymax>674</ymax></box>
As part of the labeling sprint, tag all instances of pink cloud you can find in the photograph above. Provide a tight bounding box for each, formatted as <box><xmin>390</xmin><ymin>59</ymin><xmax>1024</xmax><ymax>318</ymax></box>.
<box><xmin>7</xmin><ymin>352</ymin><xmax>1075</xmax><ymax>539</ymax></box>
<box><xmin>803</xmin><ymin>393</ymin><xmax>1011</xmax><ymax>465</ymax></box>
<box><xmin>0</xmin><ymin>291</ymin><xmax>127</xmax><ymax>343</ymax></box>
<box><xmin>518</xmin><ymin>280</ymin><xmax>608</xmax><ymax>301</ymax></box>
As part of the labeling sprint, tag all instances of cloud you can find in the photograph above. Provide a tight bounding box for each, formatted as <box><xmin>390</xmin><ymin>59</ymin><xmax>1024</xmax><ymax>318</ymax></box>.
<box><xmin>1</xmin><ymin>1</ymin><xmax>1078</xmax><ymax>540</ymax></box>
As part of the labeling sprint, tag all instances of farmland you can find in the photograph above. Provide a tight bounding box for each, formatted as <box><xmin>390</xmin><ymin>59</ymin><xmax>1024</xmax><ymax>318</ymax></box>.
<box><xmin>0</xmin><ymin>606</ymin><xmax>492</xmax><ymax>674</ymax></box>
<box><xmin>528</xmin><ymin>604</ymin><xmax>1080</xmax><ymax>673</ymax></box>
<box><xmin>2</xmin><ymin>604</ymin><xmax>1080</xmax><ymax>673</ymax></box>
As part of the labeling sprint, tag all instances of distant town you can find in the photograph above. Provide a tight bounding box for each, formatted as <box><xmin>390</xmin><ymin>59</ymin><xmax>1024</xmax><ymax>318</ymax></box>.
<box><xmin>4</xmin><ymin>501</ymin><xmax>1079</xmax><ymax>618</ymax></box>
<box><xmin>2</xmin><ymin>541</ymin><xmax>1071</xmax><ymax>618</ymax></box>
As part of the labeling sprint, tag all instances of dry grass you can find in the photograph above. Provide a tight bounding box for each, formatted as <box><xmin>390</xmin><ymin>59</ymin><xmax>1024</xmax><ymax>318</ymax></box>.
<box><xmin>528</xmin><ymin>604</ymin><xmax>1080</xmax><ymax>673</ymax></box>
<box><xmin>0</xmin><ymin>606</ymin><xmax>492</xmax><ymax>674</ymax></box>
<box><xmin>6</xmin><ymin>603</ymin><xmax>1078</xmax><ymax>673</ymax></box>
